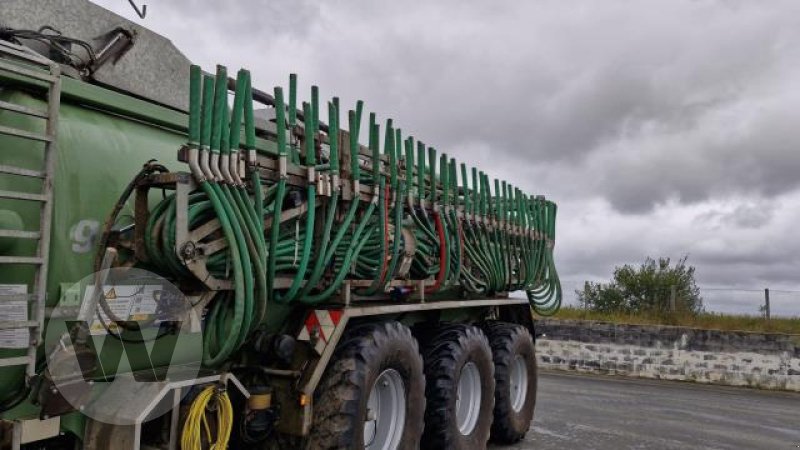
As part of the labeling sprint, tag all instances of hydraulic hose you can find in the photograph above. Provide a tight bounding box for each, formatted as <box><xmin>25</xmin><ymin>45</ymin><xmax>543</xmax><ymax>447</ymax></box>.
<box><xmin>274</xmin><ymin>101</ymin><xmax>317</xmax><ymax>303</ymax></box>
<box><xmin>141</xmin><ymin>64</ymin><xmax>563</xmax><ymax>371</ymax></box>
<box><xmin>297</xmin><ymin>100</ymin><xmax>341</xmax><ymax>298</ymax></box>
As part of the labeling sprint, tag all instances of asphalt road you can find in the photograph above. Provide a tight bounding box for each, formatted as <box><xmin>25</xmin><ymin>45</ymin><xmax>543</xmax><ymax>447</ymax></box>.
<box><xmin>498</xmin><ymin>371</ymin><xmax>800</xmax><ymax>450</ymax></box>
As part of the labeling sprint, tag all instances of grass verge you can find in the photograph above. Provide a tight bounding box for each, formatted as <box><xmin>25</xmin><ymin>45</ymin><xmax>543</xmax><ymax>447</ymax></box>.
<box><xmin>544</xmin><ymin>307</ymin><xmax>800</xmax><ymax>334</ymax></box>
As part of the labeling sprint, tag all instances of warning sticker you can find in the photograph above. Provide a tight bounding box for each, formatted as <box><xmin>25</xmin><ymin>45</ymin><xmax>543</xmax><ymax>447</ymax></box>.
<box><xmin>0</xmin><ymin>284</ymin><xmax>29</xmax><ymax>349</ymax></box>
<box><xmin>84</xmin><ymin>284</ymin><xmax>160</xmax><ymax>335</ymax></box>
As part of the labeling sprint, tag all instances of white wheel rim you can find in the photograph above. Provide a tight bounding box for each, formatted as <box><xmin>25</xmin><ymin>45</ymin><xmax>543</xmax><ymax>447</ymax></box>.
<box><xmin>510</xmin><ymin>355</ymin><xmax>528</xmax><ymax>412</ymax></box>
<box><xmin>364</xmin><ymin>368</ymin><xmax>406</xmax><ymax>450</ymax></box>
<box><xmin>455</xmin><ymin>361</ymin><xmax>482</xmax><ymax>435</ymax></box>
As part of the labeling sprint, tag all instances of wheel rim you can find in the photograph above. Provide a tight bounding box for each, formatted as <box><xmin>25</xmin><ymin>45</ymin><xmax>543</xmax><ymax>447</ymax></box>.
<box><xmin>364</xmin><ymin>368</ymin><xmax>406</xmax><ymax>450</ymax></box>
<box><xmin>510</xmin><ymin>355</ymin><xmax>528</xmax><ymax>412</ymax></box>
<box><xmin>455</xmin><ymin>361</ymin><xmax>482</xmax><ymax>435</ymax></box>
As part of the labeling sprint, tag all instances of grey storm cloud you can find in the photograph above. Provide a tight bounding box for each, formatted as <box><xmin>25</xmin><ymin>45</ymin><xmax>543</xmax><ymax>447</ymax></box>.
<box><xmin>90</xmin><ymin>0</ymin><xmax>800</xmax><ymax>312</ymax></box>
<box><xmin>98</xmin><ymin>1</ymin><xmax>800</xmax><ymax>207</ymax></box>
<box><xmin>694</xmin><ymin>202</ymin><xmax>776</xmax><ymax>230</ymax></box>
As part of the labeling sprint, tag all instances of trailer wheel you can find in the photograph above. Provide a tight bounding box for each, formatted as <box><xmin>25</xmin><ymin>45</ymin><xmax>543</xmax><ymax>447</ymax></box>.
<box><xmin>307</xmin><ymin>321</ymin><xmax>425</xmax><ymax>450</ymax></box>
<box><xmin>421</xmin><ymin>324</ymin><xmax>494</xmax><ymax>450</ymax></box>
<box><xmin>484</xmin><ymin>322</ymin><xmax>537</xmax><ymax>444</ymax></box>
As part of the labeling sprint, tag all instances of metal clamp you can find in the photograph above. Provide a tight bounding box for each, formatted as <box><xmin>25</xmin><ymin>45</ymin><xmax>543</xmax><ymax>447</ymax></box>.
<box><xmin>307</xmin><ymin>166</ymin><xmax>316</xmax><ymax>184</ymax></box>
<box><xmin>372</xmin><ymin>183</ymin><xmax>381</xmax><ymax>204</ymax></box>
<box><xmin>278</xmin><ymin>154</ymin><xmax>288</xmax><ymax>179</ymax></box>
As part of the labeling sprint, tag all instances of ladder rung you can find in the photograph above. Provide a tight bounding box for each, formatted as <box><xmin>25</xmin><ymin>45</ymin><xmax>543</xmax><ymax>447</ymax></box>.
<box><xmin>0</xmin><ymin>190</ymin><xmax>47</xmax><ymax>202</ymax></box>
<box><xmin>0</xmin><ymin>256</ymin><xmax>44</xmax><ymax>264</ymax></box>
<box><xmin>0</xmin><ymin>229</ymin><xmax>40</xmax><ymax>239</ymax></box>
<box><xmin>0</xmin><ymin>321</ymin><xmax>37</xmax><ymax>330</ymax></box>
<box><xmin>0</xmin><ymin>41</ymin><xmax>53</xmax><ymax>66</ymax></box>
<box><xmin>0</xmin><ymin>356</ymin><xmax>31</xmax><ymax>368</ymax></box>
<box><xmin>0</xmin><ymin>100</ymin><xmax>48</xmax><ymax>119</ymax></box>
<box><xmin>0</xmin><ymin>125</ymin><xmax>52</xmax><ymax>142</ymax></box>
<box><xmin>0</xmin><ymin>60</ymin><xmax>56</xmax><ymax>83</ymax></box>
<box><xmin>0</xmin><ymin>165</ymin><xmax>45</xmax><ymax>178</ymax></box>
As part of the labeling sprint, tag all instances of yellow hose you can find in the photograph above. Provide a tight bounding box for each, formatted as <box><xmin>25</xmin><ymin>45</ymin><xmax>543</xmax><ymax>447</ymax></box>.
<box><xmin>181</xmin><ymin>385</ymin><xmax>234</xmax><ymax>450</ymax></box>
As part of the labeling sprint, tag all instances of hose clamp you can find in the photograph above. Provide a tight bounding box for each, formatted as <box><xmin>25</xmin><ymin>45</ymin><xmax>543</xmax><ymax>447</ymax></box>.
<box><xmin>307</xmin><ymin>166</ymin><xmax>316</xmax><ymax>184</ymax></box>
<box><xmin>209</xmin><ymin>152</ymin><xmax>223</xmax><ymax>183</ymax></box>
<box><xmin>240</xmin><ymin>156</ymin><xmax>248</xmax><ymax>182</ymax></box>
<box><xmin>397</xmin><ymin>227</ymin><xmax>416</xmax><ymax>278</ymax></box>
<box><xmin>187</xmin><ymin>147</ymin><xmax>206</xmax><ymax>183</ymax></box>
<box><xmin>278</xmin><ymin>155</ymin><xmax>288</xmax><ymax>179</ymax></box>
<box><xmin>318</xmin><ymin>172</ymin><xmax>329</xmax><ymax>196</ymax></box>
<box><xmin>231</xmin><ymin>154</ymin><xmax>245</xmax><ymax>186</ymax></box>
<box><xmin>371</xmin><ymin>184</ymin><xmax>380</xmax><ymax>204</ymax></box>
<box><xmin>220</xmin><ymin>153</ymin><xmax>234</xmax><ymax>185</ymax></box>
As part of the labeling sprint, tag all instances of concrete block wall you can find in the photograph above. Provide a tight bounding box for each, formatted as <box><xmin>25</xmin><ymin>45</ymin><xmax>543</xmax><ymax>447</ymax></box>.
<box><xmin>535</xmin><ymin>319</ymin><xmax>800</xmax><ymax>391</ymax></box>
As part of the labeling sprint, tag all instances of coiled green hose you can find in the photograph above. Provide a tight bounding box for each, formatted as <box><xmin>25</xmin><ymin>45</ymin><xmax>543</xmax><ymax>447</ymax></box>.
<box><xmin>145</xmin><ymin>64</ymin><xmax>562</xmax><ymax>366</ymax></box>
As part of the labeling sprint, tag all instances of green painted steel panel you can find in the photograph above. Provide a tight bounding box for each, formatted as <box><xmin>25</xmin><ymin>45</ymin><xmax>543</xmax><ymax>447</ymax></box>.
<box><xmin>0</xmin><ymin>78</ymin><xmax>290</xmax><ymax>416</ymax></box>
<box><xmin>0</xmin><ymin>85</ymin><xmax>188</xmax><ymax>409</ymax></box>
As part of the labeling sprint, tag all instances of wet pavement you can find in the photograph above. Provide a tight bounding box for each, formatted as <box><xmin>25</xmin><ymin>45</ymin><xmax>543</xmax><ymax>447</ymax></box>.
<box><xmin>497</xmin><ymin>371</ymin><xmax>800</xmax><ymax>450</ymax></box>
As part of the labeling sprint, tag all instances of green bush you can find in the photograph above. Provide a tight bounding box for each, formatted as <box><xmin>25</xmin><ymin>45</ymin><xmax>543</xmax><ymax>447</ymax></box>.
<box><xmin>577</xmin><ymin>256</ymin><xmax>702</xmax><ymax>315</ymax></box>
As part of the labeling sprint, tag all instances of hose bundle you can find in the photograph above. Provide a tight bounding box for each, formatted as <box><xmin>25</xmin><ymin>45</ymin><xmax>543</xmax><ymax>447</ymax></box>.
<box><xmin>147</xmin><ymin>65</ymin><xmax>267</xmax><ymax>365</ymax></box>
<box><xmin>143</xmin><ymin>64</ymin><xmax>561</xmax><ymax>366</ymax></box>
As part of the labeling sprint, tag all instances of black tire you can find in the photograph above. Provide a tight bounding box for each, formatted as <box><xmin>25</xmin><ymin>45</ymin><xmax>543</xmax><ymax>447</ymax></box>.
<box><xmin>421</xmin><ymin>324</ymin><xmax>495</xmax><ymax>450</ymax></box>
<box><xmin>484</xmin><ymin>322</ymin><xmax>538</xmax><ymax>444</ymax></box>
<box><xmin>307</xmin><ymin>321</ymin><xmax>426</xmax><ymax>450</ymax></box>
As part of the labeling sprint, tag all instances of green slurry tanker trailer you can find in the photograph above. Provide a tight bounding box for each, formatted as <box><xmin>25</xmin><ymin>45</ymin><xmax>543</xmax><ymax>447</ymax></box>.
<box><xmin>0</xmin><ymin>2</ymin><xmax>561</xmax><ymax>449</ymax></box>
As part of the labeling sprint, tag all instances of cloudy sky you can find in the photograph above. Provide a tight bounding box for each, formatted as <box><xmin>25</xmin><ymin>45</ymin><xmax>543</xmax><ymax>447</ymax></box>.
<box><xmin>91</xmin><ymin>0</ymin><xmax>800</xmax><ymax>315</ymax></box>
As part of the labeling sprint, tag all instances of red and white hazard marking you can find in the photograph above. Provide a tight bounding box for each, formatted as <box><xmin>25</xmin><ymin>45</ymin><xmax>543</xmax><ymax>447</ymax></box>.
<box><xmin>297</xmin><ymin>309</ymin><xmax>344</xmax><ymax>354</ymax></box>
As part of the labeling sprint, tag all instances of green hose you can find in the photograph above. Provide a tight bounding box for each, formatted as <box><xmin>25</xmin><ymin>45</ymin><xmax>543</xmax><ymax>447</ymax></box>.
<box><xmin>297</xmin><ymin>100</ymin><xmax>341</xmax><ymax>298</ymax></box>
<box><xmin>146</xmin><ymin>65</ymin><xmax>563</xmax><ymax>369</ymax></box>
<box><xmin>274</xmin><ymin>101</ymin><xmax>317</xmax><ymax>303</ymax></box>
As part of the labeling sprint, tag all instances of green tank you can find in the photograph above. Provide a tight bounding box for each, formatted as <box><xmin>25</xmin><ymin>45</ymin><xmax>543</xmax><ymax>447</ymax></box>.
<box><xmin>0</xmin><ymin>78</ymin><xmax>186</xmax><ymax>404</ymax></box>
<box><xmin>0</xmin><ymin>5</ymin><xmax>560</xmax><ymax>447</ymax></box>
